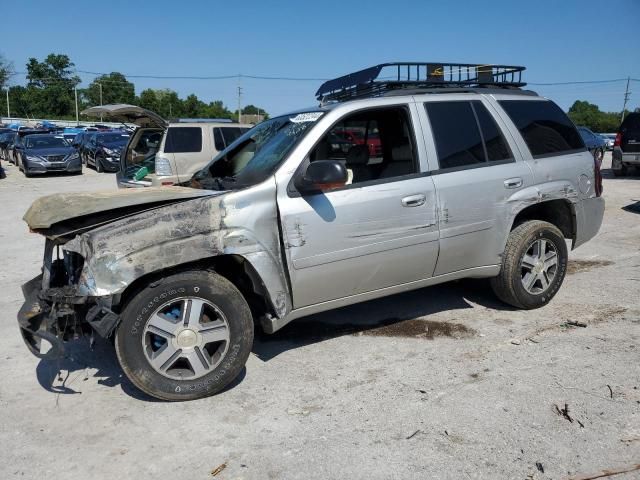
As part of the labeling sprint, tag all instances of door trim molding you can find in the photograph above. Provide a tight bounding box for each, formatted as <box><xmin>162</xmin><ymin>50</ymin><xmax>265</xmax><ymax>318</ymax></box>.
<box><xmin>263</xmin><ymin>265</ymin><xmax>500</xmax><ymax>333</ymax></box>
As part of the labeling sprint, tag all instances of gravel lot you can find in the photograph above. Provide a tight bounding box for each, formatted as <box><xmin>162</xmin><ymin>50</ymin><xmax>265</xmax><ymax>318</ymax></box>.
<box><xmin>1</xmin><ymin>155</ymin><xmax>639</xmax><ymax>480</ymax></box>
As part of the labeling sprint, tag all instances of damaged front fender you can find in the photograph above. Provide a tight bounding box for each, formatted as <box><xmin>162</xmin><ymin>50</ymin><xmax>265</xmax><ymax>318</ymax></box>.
<box><xmin>63</xmin><ymin>180</ymin><xmax>291</xmax><ymax>319</ymax></box>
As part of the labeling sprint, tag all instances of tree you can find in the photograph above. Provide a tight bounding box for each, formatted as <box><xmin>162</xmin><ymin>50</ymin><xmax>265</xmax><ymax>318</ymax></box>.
<box><xmin>24</xmin><ymin>54</ymin><xmax>80</xmax><ymax>117</ymax></box>
<box><xmin>183</xmin><ymin>93</ymin><xmax>205</xmax><ymax>118</ymax></box>
<box><xmin>136</xmin><ymin>89</ymin><xmax>157</xmax><ymax>112</ymax></box>
<box><xmin>0</xmin><ymin>53</ymin><xmax>13</xmax><ymax>90</ymax></box>
<box><xmin>206</xmin><ymin>100</ymin><xmax>233</xmax><ymax>119</ymax></box>
<box><xmin>85</xmin><ymin>72</ymin><xmax>135</xmax><ymax>106</ymax></box>
<box><xmin>568</xmin><ymin>100</ymin><xmax>621</xmax><ymax>132</ymax></box>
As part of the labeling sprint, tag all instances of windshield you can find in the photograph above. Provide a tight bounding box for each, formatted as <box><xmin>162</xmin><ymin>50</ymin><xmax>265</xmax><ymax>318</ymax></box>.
<box><xmin>193</xmin><ymin>112</ymin><xmax>322</xmax><ymax>190</ymax></box>
<box><xmin>25</xmin><ymin>136</ymin><xmax>68</xmax><ymax>149</ymax></box>
<box><xmin>98</xmin><ymin>133</ymin><xmax>130</xmax><ymax>144</ymax></box>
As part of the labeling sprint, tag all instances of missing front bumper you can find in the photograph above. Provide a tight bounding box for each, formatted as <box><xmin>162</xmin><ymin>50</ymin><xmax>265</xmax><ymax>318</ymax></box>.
<box><xmin>17</xmin><ymin>274</ymin><xmax>120</xmax><ymax>359</ymax></box>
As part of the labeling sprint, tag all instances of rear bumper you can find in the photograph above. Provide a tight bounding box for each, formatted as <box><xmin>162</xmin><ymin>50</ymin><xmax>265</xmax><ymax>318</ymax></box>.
<box><xmin>573</xmin><ymin>196</ymin><xmax>605</xmax><ymax>249</ymax></box>
<box><xmin>613</xmin><ymin>149</ymin><xmax>640</xmax><ymax>167</ymax></box>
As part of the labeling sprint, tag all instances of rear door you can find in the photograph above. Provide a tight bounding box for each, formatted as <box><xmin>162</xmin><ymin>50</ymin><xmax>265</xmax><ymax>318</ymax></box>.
<box><xmin>420</xmin><ymin>97</ymin><xmax>534</xmax><ymax>275</ymax></box>
<box><xmin>620</xmin><ymin>113</ymin><xmax>640</xmax><ymax>153</ymax></box>
<box><xmin>161</xmin><ymin>126</ymin><xmax>204</xmax><ymax>183</ymax></box>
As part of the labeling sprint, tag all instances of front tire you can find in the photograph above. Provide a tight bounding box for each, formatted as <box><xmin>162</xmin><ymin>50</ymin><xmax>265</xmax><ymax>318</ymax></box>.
<box><xmin>115</xmin><ymin>271</ymin><xmax>254</xmax><ymax>401</ymax></box>
<box><xmin>491</xmin><ymin>220</ymin><xmax>567</xmax><ymax>309</ymax></box>
<box><xmin>96</xmin><ymin>156</ymin><xmax>104</xmax><ymax>173</ymax></box>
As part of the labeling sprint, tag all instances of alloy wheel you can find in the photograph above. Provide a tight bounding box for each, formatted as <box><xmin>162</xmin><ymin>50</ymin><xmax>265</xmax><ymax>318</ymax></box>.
<box><xmin>142</xmin><ymin>297</ymin><xmax>230</xmax><ymax>380</ymax></box>
<box><xmin>520</xmin><ymin>238</ymin><xmax>558</xmax><ymax>295</ymax></box>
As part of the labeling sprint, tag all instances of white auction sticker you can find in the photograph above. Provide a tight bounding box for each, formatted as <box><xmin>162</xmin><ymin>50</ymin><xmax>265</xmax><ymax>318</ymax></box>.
<box><xmin>289</xmin><ymin>112</ymin><xmax>323</xmax><ymax>123</ymax></box>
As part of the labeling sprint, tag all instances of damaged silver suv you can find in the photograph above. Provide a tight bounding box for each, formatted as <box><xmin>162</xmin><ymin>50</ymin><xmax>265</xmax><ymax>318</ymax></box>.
<box><xmin>18</xmin><ymin>63</ymin><xmax>605</xmax><ymax>401</ymax></box>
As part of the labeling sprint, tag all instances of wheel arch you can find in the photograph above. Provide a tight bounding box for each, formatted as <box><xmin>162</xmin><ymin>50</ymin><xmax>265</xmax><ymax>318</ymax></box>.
<box><xmin>111</xmin><ymin>253</ymin><xmax>284</xmax><ymax>330</ymax></box>
<box><xmin>510</xmin><ymin>198</ymin><xmax>577</xmax><ymax>245</ymax></box>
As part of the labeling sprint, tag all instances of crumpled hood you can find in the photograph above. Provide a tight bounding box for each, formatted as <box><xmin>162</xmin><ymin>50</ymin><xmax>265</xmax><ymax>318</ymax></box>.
<box><xmin>24</xmin><ymin>187</ymin><xmax>218</xmax><ymax>229</ymax></box>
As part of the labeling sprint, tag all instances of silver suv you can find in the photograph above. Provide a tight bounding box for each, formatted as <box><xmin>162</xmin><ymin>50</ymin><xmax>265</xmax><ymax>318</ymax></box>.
<box><xmin>18</xmin><ymin>63</ymin><xmax>604</xmax><ymax>401</ymax></box>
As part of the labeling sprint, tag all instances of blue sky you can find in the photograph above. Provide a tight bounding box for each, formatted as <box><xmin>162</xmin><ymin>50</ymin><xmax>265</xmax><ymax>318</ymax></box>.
<box><xmin>2</xmin><ymin>0</ymin><xmax>639</xmax><ymax>116</ymax></box>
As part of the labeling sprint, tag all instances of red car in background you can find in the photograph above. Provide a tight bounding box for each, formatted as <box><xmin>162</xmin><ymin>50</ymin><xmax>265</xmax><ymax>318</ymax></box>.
<box><xmin>334</xmin><ymin>128</ymin><xmax>382</xmax><ymax>157</ymax></box>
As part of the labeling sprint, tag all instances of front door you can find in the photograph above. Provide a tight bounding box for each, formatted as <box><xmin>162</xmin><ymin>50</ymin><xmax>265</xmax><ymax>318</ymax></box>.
<box><xmin>278</xmin><ymin>105</ymin><xmax>440</xmax><ymax>308</ymax></box>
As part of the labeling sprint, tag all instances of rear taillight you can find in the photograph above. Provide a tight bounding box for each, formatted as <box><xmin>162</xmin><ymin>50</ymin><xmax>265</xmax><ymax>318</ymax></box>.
<box><xmin>155</xmin><ymin>155</ymin><xmax>173</xmax><ymax>176</ymax></box>
<box><xmin>613</xmin><ymin>132</ymin><xmax>622</xmax><ymax>147</ymax></box>
<box><xmin>594</xmin><ymin>155</ymin><xmax>603</xmax><ymax>197</ymax></box>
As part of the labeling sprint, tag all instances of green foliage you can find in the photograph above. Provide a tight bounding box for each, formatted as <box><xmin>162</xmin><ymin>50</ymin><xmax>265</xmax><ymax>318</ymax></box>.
<box><xmin>22</xmin><ymin>53</ymin><xmax>81</xmax><ymax>117</ymax></box>
<box><xmin>0</xmin><ymin>53</ymin><xmax>12</xmax><ymax>90</ymax></box>
<box><xmin>136</xmin><ymin>89</ymin><xmax>236</xmax><ymax>120</ymax></box>
<box><xmin>85</xmin><ymin>72</ymin><xmax>135</xmax><ymax>106</ymax></box>
<box><xmin>2</xmin><ymin>52</ymin><xmax>267</xmax><ymax>121</ymax></box>
<box><xmin>568</xmin><ymin>100</ymin><xmax>623</xmax><ymax>132</ymax></box>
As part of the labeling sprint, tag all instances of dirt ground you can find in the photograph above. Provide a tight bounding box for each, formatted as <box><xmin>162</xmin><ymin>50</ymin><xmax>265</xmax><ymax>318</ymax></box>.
<box><xmin>0</xmin><ymin>154</ymin><xmax>638</xmax><ymax>480</ymax></box>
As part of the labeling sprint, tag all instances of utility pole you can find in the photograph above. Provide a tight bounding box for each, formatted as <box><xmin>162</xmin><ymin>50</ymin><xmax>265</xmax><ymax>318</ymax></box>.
<box><xmin>5</xmin><ymin>88</ymin><xmax>9</xmax><ymax>119</ymax></box>
<box><xmin>237</xmin><ymin>75</ymin><xmax>242</xmax><ymax>124</ymax></box>
<box><xmin>99</xmin><ymin>82</ymin><xmax>103</xmax><ymax>122</ymax></box>
<box><xmin>74</xmin><ymin>87</ymin><xmax>79</xmax><ymax>125</ymax></box>
<box><xmin>621</xmin><ymin>77</ymin><xmax>631</xmax><ymax>123</ymax></box>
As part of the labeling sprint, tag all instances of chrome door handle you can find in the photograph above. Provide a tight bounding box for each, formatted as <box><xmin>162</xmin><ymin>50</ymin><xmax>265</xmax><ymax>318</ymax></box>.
<box><xmin>401</xmin><ymin>194</ymin><xmax>426</xmax><ymax>207</ymax></box>
<box><xmin>504</xmin><ymin>177</ymin><xmax>523</xmax><ymax>189</ymax></box>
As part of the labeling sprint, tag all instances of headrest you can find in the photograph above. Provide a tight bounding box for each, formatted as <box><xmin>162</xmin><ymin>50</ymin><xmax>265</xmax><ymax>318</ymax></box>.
<box><xmin>346</xmin><ymin>144</ymin><xmax>369</xmax><ymax>165</ymax></box>
<box><xmin>391</xmin><ymin>143</ymin><xmax>412</xmax><ymax>162</ymax></box>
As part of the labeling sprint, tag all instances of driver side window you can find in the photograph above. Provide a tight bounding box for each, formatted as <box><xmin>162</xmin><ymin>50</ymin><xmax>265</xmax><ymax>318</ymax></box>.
<box><xmin>309</xmin><ymin>106</ymin><xmax>418</xmax><ymax>185</ymax></box>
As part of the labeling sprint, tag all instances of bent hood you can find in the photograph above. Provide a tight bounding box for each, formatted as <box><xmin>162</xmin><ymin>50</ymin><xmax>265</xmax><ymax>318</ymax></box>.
<box><xmin>24</xmin><ymin>187</ymin><xmax>218</xmax><ymax>230</ymax></box>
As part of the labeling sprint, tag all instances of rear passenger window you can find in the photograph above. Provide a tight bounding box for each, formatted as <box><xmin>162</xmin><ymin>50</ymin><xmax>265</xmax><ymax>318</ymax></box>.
<box><xmin>213</xmin><ymin>127</ymin><xmax>247</xmax><ymax>151</ymax></box>
<box><xmin>164</xmin><ymin>127</ymin><xmax>202</xmax><ymax>153</ymax></box>
<box><xmin>425</xmin><ymin>101</ymin><xmax>511</xmax><ymax>170</ymax></box>
<box><xmin>474</xmin><ymin>103</ymin><xmax>512</xmax><ymax>162</ymax></box>
<box><xmin>499</xmin><ymin>100</ymin><xmax>584</xmax><ymax>158</ymax></box>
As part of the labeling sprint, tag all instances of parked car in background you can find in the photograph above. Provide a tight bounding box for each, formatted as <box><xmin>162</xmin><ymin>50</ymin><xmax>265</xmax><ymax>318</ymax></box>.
<box><xmin>0</xmin><ymin>132</ymin><xmax>16</xmax><ymax>161</ymax></box>
<box><xmin>14</xmin><ymin>134</ymin><xmax>82</xmax><ymax>176</ymax></box>
<box><xmin>12</xmin><ymin>129</ymin><xmax>49</xmax><ymax>167</ymax></box>
<box><xmin>20</xmin><ymin>62</ymin><xmax>604</xmax><ymax>401</ymax></box>
<box><xmin>84</xmin><ymin>131</ymin><xmax>130</xmax><ymax>172</ymax></box>
<box><xmin>82</xmin><ymin>104</ymin><xmax>252</xmax><ymax>187</ymax></box>
<box><xmin>577</xmin><ymin>126</ymin><xmax>606</xmax><ymax>163</ymax></box>
<box><xmin>599</xmin><ymin>133</ymin><xmax>615</xmax><ymax>150</ymax></box>
<box><xmin>333</xmin><ymin>127</ymin><xmax>383</xmax><ymax>157</ymax></box>
<box><xmin>62</xmin><ymin>133</ymin><xmax>77</xmax><ymax>145</ymax></box>
<box><xmin>71</xmin><ymin>131</ymin><xmax>91</xmax><ymax>161</ymax></box>
<box><xmin>612</xmin><ymin>112</ymin><xmax>640</xmax><ymax>177</ymax></box>
<box><xmin>78</xmin><ymin>132</ymin><xmax>98</xmax><ymax>164</ymax></box>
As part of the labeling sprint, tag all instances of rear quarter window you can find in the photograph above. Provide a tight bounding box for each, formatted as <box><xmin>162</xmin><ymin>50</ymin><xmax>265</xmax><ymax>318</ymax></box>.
<box><xmin>499</xmin><ymin>100</ymin><xmax>584</xmax><ymax>158</ymax></box>
<box><xmin>213</xmin><ymin>127</ymin><xmax>248</xmax><ymax>151</ymax></box>
<box><xmin>164</xmin><ymin>127</ymin><xmax>202</xmax><ymax>153</ymax></box>
<box><xmin>620</xmin><ymin>113</ymin><xmax>640</xmax><ymax>132</ymax></box>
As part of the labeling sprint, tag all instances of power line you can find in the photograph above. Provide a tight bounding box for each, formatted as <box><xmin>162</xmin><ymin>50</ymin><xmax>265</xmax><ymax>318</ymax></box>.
<box><xmin>529</xmin><ymin>78</ymin><xmax>639</xmax><ymax>86</ymax></box>
<box><xmin>8</xmin><ymin>69</ymin><xmax>640</xmax><ymax>86</ymax></box>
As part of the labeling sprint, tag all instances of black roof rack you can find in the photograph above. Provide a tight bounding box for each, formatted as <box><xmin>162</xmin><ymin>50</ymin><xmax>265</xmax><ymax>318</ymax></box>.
<box><xmin>316</xmin><ymin>62</ymin><xmax>526</xmax><ymax>103</ymax></box>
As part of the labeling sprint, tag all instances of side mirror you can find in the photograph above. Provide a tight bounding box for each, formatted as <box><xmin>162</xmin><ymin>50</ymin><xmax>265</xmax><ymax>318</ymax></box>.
<box><xmin>295</xmin><ymin>160</ymin><xmax>348</xmax><ymax>193</ymax></box>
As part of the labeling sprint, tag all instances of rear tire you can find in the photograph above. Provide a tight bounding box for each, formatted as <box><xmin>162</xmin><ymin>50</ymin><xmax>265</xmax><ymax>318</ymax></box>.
<box><xmin>115</xmin><ymin>271</ymin><xmax>254</xmax><ymax>401</ymax></box>
<box><xmin>612</xmin><ymin>165</ymin><xmax>627</xmax><ymax>177</ymax></box>
<box><xmin>491</xmin><ymin>220</ymin><xmax>567</xmax><ymax>309</ymax></box>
